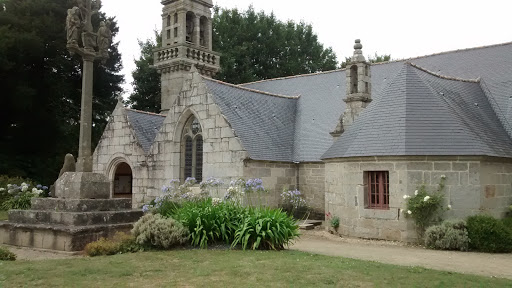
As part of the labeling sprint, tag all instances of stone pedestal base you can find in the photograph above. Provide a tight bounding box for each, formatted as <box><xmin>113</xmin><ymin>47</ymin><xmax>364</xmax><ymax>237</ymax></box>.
<box><xmin>55</xmin><ymin>172</ymin><xmax>110</xmax><ymax>199</ymax></box>
<box><xmin>0</xmin><ymin>198</ymin><xmax>143</xmax><ymax>252</ymax></box>
<box><xmin>0</xmin><ymin>222</ymin><xmax>134</xmax><ymax>252</ymax></box>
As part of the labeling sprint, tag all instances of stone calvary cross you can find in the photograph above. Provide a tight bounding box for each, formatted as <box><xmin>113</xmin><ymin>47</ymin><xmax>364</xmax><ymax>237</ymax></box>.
<box><xmin>54</xmin><ymin>0</ymin><xmax>112</xmax><ymax>199</ymax></box>
<box><xmin>66</xmin><ymin>0</ymin><xmax>111</xmax><ymax>173</ymax></box>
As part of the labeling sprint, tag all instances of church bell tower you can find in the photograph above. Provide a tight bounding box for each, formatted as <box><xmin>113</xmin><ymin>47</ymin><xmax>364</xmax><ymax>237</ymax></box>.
<box><xmin>331</xmin><ymin>39</ymin><xmax>372</xmax><ymax>138</ymax></box>
<box><xmin>154</xmin><ymin>0</ymin><xmax>221</xmax><ymax>112</ymax></box>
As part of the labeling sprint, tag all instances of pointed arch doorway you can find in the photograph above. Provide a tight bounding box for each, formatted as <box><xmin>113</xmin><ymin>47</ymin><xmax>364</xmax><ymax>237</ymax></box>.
<box><xmin>113</xmin><ymin>162</ymin><xmax>133</xmax><ymax>199</ymax></box>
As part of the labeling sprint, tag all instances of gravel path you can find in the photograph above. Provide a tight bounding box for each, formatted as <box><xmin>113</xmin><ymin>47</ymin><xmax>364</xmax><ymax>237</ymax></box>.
<box><xmin>4</xmin><ymin>246</ymin><xmax>82</xmax><ymax>261</ymax></box>
<box><xmin>291</xmin><ymin>230</ymin><xmax>512</xmax><ymax>280</ymax></box>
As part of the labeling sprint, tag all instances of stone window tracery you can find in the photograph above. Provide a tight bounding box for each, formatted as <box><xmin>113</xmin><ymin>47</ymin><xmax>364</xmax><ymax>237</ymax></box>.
<box><xmin>181</xmin><ymin>116</ymin><xmax>203</xmax><ymax>182</ymax></box>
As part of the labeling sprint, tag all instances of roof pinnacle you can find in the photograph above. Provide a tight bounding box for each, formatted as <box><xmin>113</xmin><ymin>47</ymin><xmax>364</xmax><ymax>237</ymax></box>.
<box><xmin>352</xmin><ymin>39</ymin><xmax>366</xmax><ymax>63</ymax></box>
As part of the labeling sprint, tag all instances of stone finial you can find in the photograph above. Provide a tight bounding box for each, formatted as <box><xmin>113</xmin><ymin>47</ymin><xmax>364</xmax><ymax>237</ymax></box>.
<box><xmin>354</xmin><ymin>39</ymin><xmax>363</xmax><ymax>50</ymax></box>
<box><xmin>352</xmin><ymin>39</ymin><xmax>366</xmax><ymax>63</ymax></box>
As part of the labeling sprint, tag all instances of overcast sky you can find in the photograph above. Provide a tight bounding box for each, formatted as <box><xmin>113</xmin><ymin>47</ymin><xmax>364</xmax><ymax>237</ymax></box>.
<box><xmin>101</xmin><ymin>0</ymin><xmax>511</xmax><ymax>97</ymax></box>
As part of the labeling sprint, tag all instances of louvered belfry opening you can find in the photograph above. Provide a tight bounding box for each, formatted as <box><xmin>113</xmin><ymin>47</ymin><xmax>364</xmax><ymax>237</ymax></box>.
<box><xmin>182</xmin><ymin>116</ymin><xmax>203</xmax><ymax>183</ymax></box>
<box><xmin>366</xmin><ymin>171</ymin><xmax>389</xmax><ymax>209</ymax></box>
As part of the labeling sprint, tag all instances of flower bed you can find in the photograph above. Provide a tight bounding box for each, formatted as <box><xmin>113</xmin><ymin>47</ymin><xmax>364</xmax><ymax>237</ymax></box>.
<box><xmin>138</xmin><ymin>177</ymin><xmax>300</xmax><ymax>250</ymax></box>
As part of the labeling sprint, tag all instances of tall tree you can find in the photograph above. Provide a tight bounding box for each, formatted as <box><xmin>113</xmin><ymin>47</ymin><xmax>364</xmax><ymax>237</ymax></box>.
<box><xmin>127</xmin><ymin>31</ymin><xmax>161</xmax><ymax>113</ymax></box>
<box><xmin>0</xmin><ymin>0</ymin><xmax>124</xmax><ymax>184</ymax></box>
<box><xmin>213</xmin><ymin>6</ymin><xmax>338</xmax><ymax>84</ymax></box>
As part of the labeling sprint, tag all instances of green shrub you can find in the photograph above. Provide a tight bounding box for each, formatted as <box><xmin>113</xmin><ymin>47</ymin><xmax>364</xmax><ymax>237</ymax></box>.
<box><xmin>425</xmin><ymin>220</ymin><xmax>469</xmax><ymax>251</ymax></box>
<box><xmin>502</xmin><ymin>217</ymin><xmax>512</xmax><ymax>231</ymax></box>
<box><xmin>0</xmin><ymin>176</ymin><xmax>34</xmax><ymax>210</ymax></box>
<box><xmin>173</xmin><ymin>199</ymin><xmax>244</xmax><ymax>248</ymax></box>
<box><xmin>1</xmin><ymin>192</ymin><xmax>34</xmax><ymax>210</ymax></box>
<box><xmin>404</xmin><ymin>178</ymin><xmax>447</xmax><ymax>239</ymax></box>
<box><xmin>169</xmin><ymin>199</ymin><xmax>300</xmax><ymax>250</ymax></box>
<box><xmin>0</xmin><ymin>177</ymin><xmax>49</xmax><ymax>211</ymax></box>
<box><xmin>232</xmin><ymin>206</ymin><xmax>299</xmax><ymax>250</ymax></box>
<box><xmin>330</xmin><ymin>216</ymin><xmax>340</xmax><ymax>230</ymax></box>
<box><xmin>84</xmin><ymin>232</ymin><xmax>140</xmax><ymax>257</ymax></box>
<box><xmin>466</xmin><ymin>215</ymin><xmax>512</xmax><ymax>253</ymax></box>
<box><xmin>0</xmin><ymin>246</ymin><xmax>16</xmax><ymax>261</ymax></box>
<box><xmin>131</xmin><ymin>214</ymin><xmax>189</xmax><ymax>249</ymax></box>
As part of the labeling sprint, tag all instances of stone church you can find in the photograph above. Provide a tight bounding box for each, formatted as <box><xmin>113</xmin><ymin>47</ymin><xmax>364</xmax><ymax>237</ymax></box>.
<box><xmin>93</xmin><ymin>0</ymin><xmax>512</xmax><ymax>241</ymax></box>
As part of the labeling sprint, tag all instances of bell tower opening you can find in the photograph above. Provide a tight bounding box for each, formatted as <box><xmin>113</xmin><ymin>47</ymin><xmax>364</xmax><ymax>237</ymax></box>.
<box><xmin>350</xmin><ymin>65</ymin><xmax>358</xmax><ymax>94</ymax></box>
<box><xmin>186</xmin><ymin>12</ymin><xmax>195</xmax><ymax>43</ymax></box>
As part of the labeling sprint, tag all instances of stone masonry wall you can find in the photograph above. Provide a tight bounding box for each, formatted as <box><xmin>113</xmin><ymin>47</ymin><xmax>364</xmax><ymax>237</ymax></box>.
<box><xmin>143</xmin><ymin>70</ymin><xmax>249</xmax><ymax>202</ymax></box>
<box><xmin>480</xmin><ymin>160</ymin><xmax>512</xmax><ymax>218</ymax></box>
<box><xmin>325</xmin><ymin>156</ymin><xmax>512</xmax><ymax>243</ymax></box>
<box><xmin>243</xmin><ymin>161</ymin><xmax>297</xmax><ymax>208</ymax></box>
<box><xmin>298</xmin><ymin>163</ymin><xmax>325</xmax><ymax>218</ymax></box>
<box><xmin>92</xmin><ymin>102</ymin><xmax>149</xmax><ymax>207</ymax></box>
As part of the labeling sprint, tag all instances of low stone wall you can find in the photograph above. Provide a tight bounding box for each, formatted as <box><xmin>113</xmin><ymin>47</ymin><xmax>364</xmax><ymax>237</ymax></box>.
<box><xmin>325</xmin><ymin>156</ymin><xmax>512</xmax><ymax>242</ymax></box>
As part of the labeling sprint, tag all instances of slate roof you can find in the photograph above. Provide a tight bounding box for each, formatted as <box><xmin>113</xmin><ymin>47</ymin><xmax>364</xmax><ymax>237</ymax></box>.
<box><xmin>125</xmin><ymin>108</ymin><xmax>166</xmax><ymax>154</ymax></box>
<box><xmin>203</xmin><ymin>79</ymin><xmax>298</xmax><ymax>162</ymax></box>
<box><xmin>242</xmin><ymin>41</ymin><xmax>512</xmax><ymax>161</ymax></box>
<box><xmin>321</xmin><ymin>63</ymin><xmax>512</xmax><ymax>159</ymax></box>
<box><xmin>125</xmin><ymin>42</ymin><xmax>512</xmax><ymax>162</ymax></box>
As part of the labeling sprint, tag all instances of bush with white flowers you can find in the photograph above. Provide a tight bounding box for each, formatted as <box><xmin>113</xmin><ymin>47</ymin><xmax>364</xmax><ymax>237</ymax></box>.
<box><xmin>403</xmin><ymin>177</ymin><xmax>447</xmax><ymax>240</ymax></box>
<box><xmin>1</xmin><ymin>182</ymin><xmax>49</xmax><ymax>210</ymax></box>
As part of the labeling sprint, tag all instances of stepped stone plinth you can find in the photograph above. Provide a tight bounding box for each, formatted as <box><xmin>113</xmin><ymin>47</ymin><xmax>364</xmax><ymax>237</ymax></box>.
<box><xmin>0</xmin><ymin>173</ymin><xmax>143</xmax><ymax>252</ymax></box>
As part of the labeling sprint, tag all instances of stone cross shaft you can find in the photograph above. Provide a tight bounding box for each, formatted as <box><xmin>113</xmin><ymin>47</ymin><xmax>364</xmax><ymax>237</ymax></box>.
<box><xmin>66</xmin><ymin>0</ymin><xmax>109</xmax><ymax>173</ymax></box>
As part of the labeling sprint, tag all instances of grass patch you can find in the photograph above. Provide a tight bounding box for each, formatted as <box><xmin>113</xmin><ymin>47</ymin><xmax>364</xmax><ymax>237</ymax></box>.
<box><xmin>0</xmin><ymin>250</ymin><xmax>510</xmax><ymax>287</ymax></box>
<box><xmin>0</xmin><ymin>210</ymin><xmax>7</xmax><ymax>221</ymax></box>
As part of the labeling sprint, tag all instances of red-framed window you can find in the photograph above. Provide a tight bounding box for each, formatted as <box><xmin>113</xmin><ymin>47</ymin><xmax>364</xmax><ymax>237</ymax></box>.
<box><xmin>366</xmin><ymin>171</ymin><xmax>389</xmax><ymax>209</ymax></box>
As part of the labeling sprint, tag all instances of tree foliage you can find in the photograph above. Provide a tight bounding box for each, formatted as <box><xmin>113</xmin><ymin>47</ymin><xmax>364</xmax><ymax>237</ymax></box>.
<box><xmin>127</xmin><ymin>31</ymin><xmax>161</xmax><ymax>113</ymax></box>
<box><xmin>0</xmin><ymin>0</ymin><xmax>123</xmax><ymax>184</ymax></box>
<box><xmin>212</xmin><ymin>6</ymin><xmax>338</xmax><ymax>84</ymax></box>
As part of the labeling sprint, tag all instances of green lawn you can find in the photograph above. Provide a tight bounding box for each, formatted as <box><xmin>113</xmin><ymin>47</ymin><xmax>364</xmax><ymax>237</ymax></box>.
<box><xmin>0</xmin><ymin>250</ymin><xmax>510</xmax><ymax>287</ymax></box>
<box><xmin>0</xmin><ymin>210</ymin><xmax>7</xmax><ymax>221</ymax></box>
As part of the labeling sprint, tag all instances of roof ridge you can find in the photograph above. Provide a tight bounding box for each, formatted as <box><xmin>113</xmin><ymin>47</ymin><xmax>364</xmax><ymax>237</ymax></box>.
<box><xmin>373</xmin><ymin>41</ymin><xmax>512</xmax><ymax>67</ymax></box>
<box><xmin>407</xmin><ymin>62</ymin><xmax>480</xmax><ymax>83</ymax></box>
<box><xmin>240</xmin><ymin>41</ymin><xmax>512</xmax><ymax>85</ymax></box>
<box><xmin>125</xmin><ymin>107</ymin><xmax>166</xmax><ymax>117</ymax></box>
<box><xmin>240</xmin><ymin>69</ymin><xmax>345</xmax><ymax>86</ymax></box>
<box><xmin>202</xmin><ymin>76</ymin><xmax>300</xmax><ymax>99</ymax></box>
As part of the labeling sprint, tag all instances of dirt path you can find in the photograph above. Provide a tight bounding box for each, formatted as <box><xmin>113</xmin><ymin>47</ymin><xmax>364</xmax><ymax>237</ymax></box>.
<box><xmin>291</xmin><ymin>230</ymin><xmax>512</xmax><ymax>280</ymax></box>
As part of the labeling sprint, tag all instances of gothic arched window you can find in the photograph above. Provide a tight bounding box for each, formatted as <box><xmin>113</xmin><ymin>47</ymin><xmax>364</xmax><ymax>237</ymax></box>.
<box><xmin>181</xmin><ymin>116</ymin><xmax>203</xmax><ymax>182</ymax></box>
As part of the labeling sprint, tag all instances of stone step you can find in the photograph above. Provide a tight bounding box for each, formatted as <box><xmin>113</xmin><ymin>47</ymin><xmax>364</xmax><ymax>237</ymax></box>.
<box><xmin>0</xmin><ymin>222</ymin><xmax>134</xmax><ymax>252</ymax></box>
<box><xmin>299</xmin><ymin>223</ymin><xmax>315</xmax><ymax>230</ymax></box>
<box><xmin>31</xmin><ymin>198</ymin><xmax>133</xmax><ymax>212</ymax></box>
<box><xmin>8</xmin><ymin>210</ymin><xmax>143</xmax><ymax>226</ymax></box>
<box><xmin>302</xmin><ymin>220</ymin><xmax>323</xmax><ymax>227</ymax></box>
